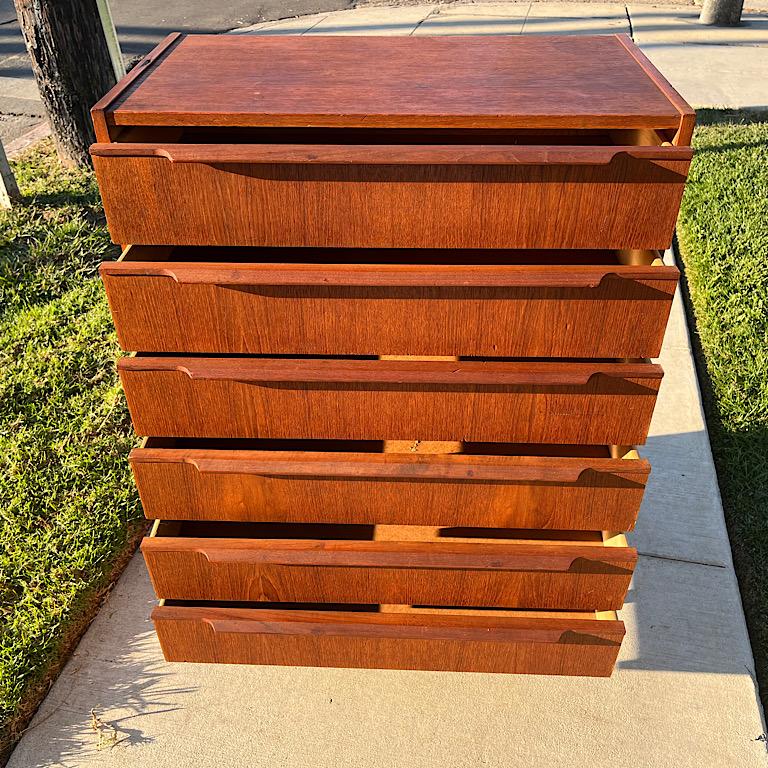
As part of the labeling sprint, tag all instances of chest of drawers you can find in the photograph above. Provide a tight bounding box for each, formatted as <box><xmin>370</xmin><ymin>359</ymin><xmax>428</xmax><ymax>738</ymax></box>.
<box><xmin>93</xmin><ymin>32</ymin><xmax>692</xmax><ymax>676</ymax></box>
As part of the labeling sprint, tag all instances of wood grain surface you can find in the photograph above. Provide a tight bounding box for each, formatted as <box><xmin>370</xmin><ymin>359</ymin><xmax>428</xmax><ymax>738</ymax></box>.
<box><xmin>102</xmin><ymin>247</ymin><xmax>679</xmax><ymax>357</ymax></box>
<box><xmin>118</xmin><ymin>357</ymin><xmax>663</xmax><ymax>445</ymax></box>
<box><xmin>152</xmin><ymin>603</ymin><xmax>625</xmax><ymax>675</ymax></box>
<box><xmin>98</xmin><ymin>35</ymin><xmax>690</xmax><ymax>133</ymax></box>
<box><xmin>615</xmin><ymin>33</ymin><xmax>695</xmax><ymax>145</ymax></box>
<box><xmin>90</xmin><ymin>32</ymin><xmax>182</xmax><ymax>142</ymax></box>
<box><xmin>130</xmin><ymin>441</ymin><xmax>649</xmax><ymax>531</ymax></box>
<box><xmin>91</xmin><ymin>152</ymin><xmax>690</xmax><ymax>249</ymax></box>
<box><xmin>142</xmin><ymin>523</ymin><xmax>636</xmax><ymax>609</ymax></box>
<box><xmin>92</xmin><ymin>142</ymin><xmax>692</xmax><ymax>165</ymax></box>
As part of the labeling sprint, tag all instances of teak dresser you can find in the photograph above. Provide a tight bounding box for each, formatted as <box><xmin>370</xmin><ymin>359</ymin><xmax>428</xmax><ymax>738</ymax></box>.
<box><xmin>92</xmin><ymin>33</ymin><xmax>692</xmax><ymax>677</ymax></box>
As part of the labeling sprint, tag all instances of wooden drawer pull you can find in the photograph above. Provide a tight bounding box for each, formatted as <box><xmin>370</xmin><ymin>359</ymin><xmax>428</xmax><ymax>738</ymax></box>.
<box><xmin>202</xmin><ymin>617</ymin><xmax>574</xmax><ymax>644</ymax></box>
<box><xmin>191</xmin><ymin>548</ymin><xmax>621</xmax><ymax>572</ymax></box>
<box><xmin>154</xmin><ymin>362</ymin><xmax>662</xmax><ymax>387</ymax></box>
<box><xmin>105</xmin><ymin>265</ymin><xmax>654</xmax><ymax>290</ymax></box>
<box><xmin>185</xmin><ymin>457</ymin><xmax>599</xmax><ymax>484</ymax></box>
<box><xmin>90</xmin><ymin>142</ymin><xmax>694</xmax><ymax>166</ymax></box>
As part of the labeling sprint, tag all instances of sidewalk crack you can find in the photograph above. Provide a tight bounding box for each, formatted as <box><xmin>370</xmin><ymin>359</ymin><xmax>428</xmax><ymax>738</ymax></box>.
<box><xmin>519</xmin><ymin>3</ymin><xmax>533</xmax><ymax>35</ymax></box>
<box><xmin>625</xmin><ymin>5</ymin><xmax>634</xmax><ymax>41</ymax></box>
<box><xmin>410</xmin><ymin>8</ymin><xmax>438</xmax><ymax>36</ymax></box>
<box><xmin>638</xmin><ymin>551</ymin><xmax>727</xmax><ymax>569</ymax></box>
<box><xmin>299</xmin><ymin>15</ymin><xmax>331</xmax><ymax>35</ymax></box>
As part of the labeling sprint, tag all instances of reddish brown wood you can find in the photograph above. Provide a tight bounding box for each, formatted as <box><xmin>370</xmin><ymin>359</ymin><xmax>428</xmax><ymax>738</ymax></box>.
<box><xmin>101</xmin><ymin>35</ymin><xmax>688</xmax><ymax>133</ymax></box>
<box><xmin>130</xmin><ymin>441</ymin><xmax>650</xmax><ymax>531</ymax></box>
<box><xmin>103</xmin><ymin>247</ymin><xmax>671</xmax><ymax>286</ymax></box>
<box><xmin>152</xmin><ymin>604</ymin><xmax>625</xmax><ymax>676</ymax></box>
<box><xmin>90</xmin><ymin>33</ymin><xmax>183</xmax><ymax>143</ymax></box>
<box><xmin>88</xmin><ymin>35</ymin><xmax>693</xmax><ymax>675</ymax></box>
<box><xmin>120</xmin><ymin>356</ymin><xmax>663</xmax><ymax>387</ymax></box>
<box><xmin>91</xmin><ymin>151</ymin><xmax>690</xmax><ymax>250</ymax></box>
<box><xmin>105</xmin><ymin>257</ymin><xmax>665</xmax><ymax>286</ymax></box>
<box><xmin>118</xmin><ymin>357</ymin><xmax>663</xmax><ymax>445</ymax></box>
<box><xmin>614</xmin><ymin>34</ymin><xmax>695</xmax><ymax>146</ymax></box>
<box><xmin>142</xmin><ymin>523</ymin><xmax>635</xmax><ymax>609</ymax></box>
<box><xmin>102</xmin><ymin>248</ymin><xmax>678</xmax><ymax>357</ymax></box>
<box><xmin>89</xmin><ymin>35</ymin><xmax>694</xmax><ymax>251</ymax></box>
<box><xmin>91</xmin><ymin>142</ymin><xmax>692</xmax><ymax>165</ymax></box>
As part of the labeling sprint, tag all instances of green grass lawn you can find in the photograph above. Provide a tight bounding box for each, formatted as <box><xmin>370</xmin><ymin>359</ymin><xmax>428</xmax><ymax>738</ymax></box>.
<box><xmin>676</xmin><ymin>112</ymin><xmax>768</xmax><ymax>705</ymax></box>
<box><xmin>0</xmin><ymin>141</ymin><xmax>142</xmax><ymax>756</ymax></box>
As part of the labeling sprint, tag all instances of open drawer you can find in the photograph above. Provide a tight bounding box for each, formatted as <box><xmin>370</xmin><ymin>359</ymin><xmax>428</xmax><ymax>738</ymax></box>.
<box><xmin>151</xmin><ymin>602</ymin><xmax>625</xmax><ymax>676</ymax></box>
<box><xmin>131</xmin><ymin>439</ymin><xmax>649</xmax><ymax>531</ymax></box>
<box><xmin>102</xmin><ymin>247</ymin><xmax>679</xmax><ymax>358</ymax></box>
<box><xmin>118</xmin><ymin>356</ymin><xmax>663</xmax><ymax>445</ymax></box>
<box><xmin>91</xmin><ymin>126</ymin><xmax>690</xmax><ymax>250</ymax></box>
<box><xmin>90</xmin><ymin>34</ymin><xmax>693</xmax><ymax>250</ymax></box>
<box><xmin>142</xmin><ymin>522</ymin><xmax>635</xmax><ymax>610</ymax></box>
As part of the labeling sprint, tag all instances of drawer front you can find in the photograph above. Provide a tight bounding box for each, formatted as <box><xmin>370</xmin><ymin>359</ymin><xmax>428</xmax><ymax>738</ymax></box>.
<box><xmin>141</xmin><ymin>526</ymin><xmax>635</xmax><ymax>610</ymax></box>
<box><xmin>119</xmin><ymin>358</ymin><xmax>663</xmax><ymax>445</ymax></box>
<box><xmin>152</xmin><ymin>604</ymin><xmax>625</xmax><ymax>676</ymax></box>
<box><xmin>92</xmin><ymin>150</ymin><xmax>690</xmax><ymax>250</ymax></box>
<box><xmin>102</xmin><ymin>256</ymin><xmax>679</xmax><ymax>358</ymax></box>
<box><xmin>131</xmin><ymin>444</ymin><xmax>650</xmax><ymax>531</ymax></box>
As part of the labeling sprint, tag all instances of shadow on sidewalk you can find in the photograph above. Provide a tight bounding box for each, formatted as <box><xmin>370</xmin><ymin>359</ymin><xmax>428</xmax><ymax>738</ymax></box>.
<box><xmin>8</xmin><ymin>558</ymin><xmax>195</xmax><ymax>768</ymax></box>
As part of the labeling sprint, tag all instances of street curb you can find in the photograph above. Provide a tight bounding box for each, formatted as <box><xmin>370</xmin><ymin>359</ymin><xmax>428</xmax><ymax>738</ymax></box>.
<box><xmin>6</xmin><ymin>120</ymin><xmax>50</xmax><ymax>158</ymax></box>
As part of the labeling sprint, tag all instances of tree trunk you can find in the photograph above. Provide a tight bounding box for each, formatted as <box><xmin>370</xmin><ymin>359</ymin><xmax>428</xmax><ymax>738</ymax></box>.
<box><xmin>700</xmin><ymin>0</ymin><xmax>744</xmax><ymax>25</ymax></box>
<box><xmin>13</xmin><ymin>0</ymin><xmax>118</xmax><ymax>167</ymax></box>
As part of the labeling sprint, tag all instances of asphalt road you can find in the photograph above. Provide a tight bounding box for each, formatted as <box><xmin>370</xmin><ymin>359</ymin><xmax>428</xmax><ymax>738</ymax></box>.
<box><xmin>0</xmin><ymin>0</ymin><xmax>353</xmax><ymax>143</ymax></box>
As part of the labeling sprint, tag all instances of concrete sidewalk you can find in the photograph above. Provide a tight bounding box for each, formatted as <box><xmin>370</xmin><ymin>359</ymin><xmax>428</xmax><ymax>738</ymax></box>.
<box><xmin>8</xmin><ymin>251</ymin><xmax>767</xmax><ymax>767</ymax></box>
<box><xmin>7</xmin><ymin>7</ymin><xmax>768</xmax><ymax>767</ymax></box>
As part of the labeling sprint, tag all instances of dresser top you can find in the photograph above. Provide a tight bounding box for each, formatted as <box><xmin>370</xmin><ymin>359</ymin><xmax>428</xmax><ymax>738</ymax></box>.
<box><xmin>94</xmin><ymin>33</ymin><xmax>692</xmax><ymax>133</ymax></box>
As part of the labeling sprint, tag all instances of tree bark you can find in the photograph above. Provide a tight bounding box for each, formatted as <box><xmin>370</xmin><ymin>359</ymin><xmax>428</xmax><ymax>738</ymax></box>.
<box><xmin>700</xmin><ymin>0</ymin><xmax>744</xmax><ymax>25</ymax></box>
<box><xmin>13</xmin><ymin>0</ymin><xmax>117</xmax><ymax>167</ymax></box>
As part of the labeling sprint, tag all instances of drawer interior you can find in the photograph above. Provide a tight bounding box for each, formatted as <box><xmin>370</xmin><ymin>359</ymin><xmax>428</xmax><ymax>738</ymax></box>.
<box><xmin>114</xmin><ymin>125</ymin><xmax>674</xmax><ymax>148</ymax></box>
<box><xmin>142</xmin><ymin>436</ymin><xmax>637</xmax><ymax>460</ymax></box>
<box><xmin>130</xmin><ymin>354</ymin><xmax>648</xmax><ymax>362</ymax></box>
<box><xmin>117</xmin><ymin>245</ymin><xmax>665</xmax><ymax>268</ymax></box>
<box><xmin>149</xmin><ymin>519</ymin><xmax>627</xmax><ymax>549</ymax></box>
<box><xmin>158</xmin><ymin>598</ymin><xmax>617</xmax><ymax>622</ymax></box>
